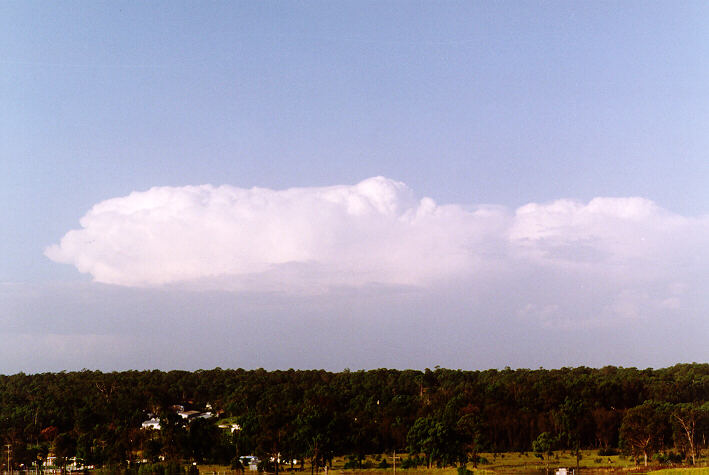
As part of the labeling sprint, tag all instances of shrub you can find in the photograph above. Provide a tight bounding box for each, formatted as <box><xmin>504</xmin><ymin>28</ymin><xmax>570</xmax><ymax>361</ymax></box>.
<box><xmin>136</xmin><ymin>462</ymin><xmax>187</xmax><ymax>475</ymax></box>
<box><xmin>401</xmin><ymin>457</ymin><xmax>419</xmax><ymax>469</ymax></box>
<box><xmin>231</xmin><ymin>458</ymin><xmax>244</xmax><ymax>471</ymax></box>
<box><xmin>654</xmin><ymin>452</ymin><xmax>683</xmax><ymax>465</ymax></box>
<box><xmin>378</xmin><ymin>458</ymin><xmax>389</xmax><ymax>469</ymax></box>
<box><xmin>469</xmin><ymin>455</ymin><xmax>489</xmax><ymax>466</ymax></box>
<box><xmin>457</xmin><ymin>467</ymin><xmax>472</xmax><ymax>475</ymax></box>
<box><xmin>257</xmin><ymin>460</ymin><xmax>276</xmax><ymax>472</ymax></box>
<box><xmin>344</xmin><ymin>455</ymin><xmax>365</xmax><ymax>469</ymax></box>
<box><xmin>166</xmin><ymin>461</ymin><xmax>182</xmax><ymax>475</ymax></box>
<box><xmin>598</xmin><ymin>447</ymin><xmax>619</xmax><ymax>456</ymax></box>
<box><xmin>138</xmin><ymin>464</ymin><xmax>163</xmax><ymax>475</ymax></box>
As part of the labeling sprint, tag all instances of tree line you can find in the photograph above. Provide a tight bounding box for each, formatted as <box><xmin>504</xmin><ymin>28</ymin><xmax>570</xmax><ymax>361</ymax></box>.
<box><xmin>0</xmin><ymin>364</ymin><xmax>708</xmax><ymax>471</ymax></box>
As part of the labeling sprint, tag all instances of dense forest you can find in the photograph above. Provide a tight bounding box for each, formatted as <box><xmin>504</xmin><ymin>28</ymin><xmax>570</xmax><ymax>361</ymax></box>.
<box><xmin>1</xmin><ymin>364</ymin><xmax>708</xmax><ymax>471</ymax></box>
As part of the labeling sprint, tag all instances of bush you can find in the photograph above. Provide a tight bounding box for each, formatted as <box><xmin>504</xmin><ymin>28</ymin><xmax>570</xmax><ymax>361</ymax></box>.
<box><xmin>343</xmin><ymin>455</ymin><xmax>363</xmax><ymax>469</ymax></box>
<box><xmin>136</xmin><ymin>462</ymin><xmax>188</xmax><ymax>475</ymax></box>
<box><xmin>401</xmin><ymin>456</ymin><xmax>420</xmax><ymax>469</ymax></box>
<box><xmin>257</xmin><ymin>460</ymin><xmax>277</xmax><ymax>472</ymax></box>
<box><xmin>469</xmin><ymin>455</ymin><xmax>489</xmax><ymax>466</ymax></box>
<box><xmin>138</xmin><ymin>464</ymin><xmax>162</xmax><ymax>475</ymax></box>
<box><xmin>166</xmin><ymin>462</ymin><xmax>183</xmax><ymax>475</ymax></box>
<box><xmin>231</xmin><ymin>458</ymin><xmax>244</xmax><ymax>471</ymax></box>
<box><xmin>654</xmin><ymin>452</ymin><xmax>683</xmax><ymax>465</ymax></box>
<box><xmin>594</xmin><ymin>458</ymin><xmax>602</xmax><ymax>464</ymax></box>
<box><xmin>457</xmin><ymin>467</ymin><xmax>472</xmax><ymax>475</ymax></box>
<box><xmin>598</xmin><ymin>447</ymin><xmax>619</xmax><ymax>456</ymax></box>
<box><xmin>378</xmin><ymin>458</ymin><xmax>389</xmax><ymax>469</ymax></box>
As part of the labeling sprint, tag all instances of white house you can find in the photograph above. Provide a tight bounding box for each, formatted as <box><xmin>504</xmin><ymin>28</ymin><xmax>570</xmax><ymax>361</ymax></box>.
<box><xmin>239</xmin><ymin>456</ymin><xmax>260</xmax><ymax>471</ymax></box>
<box><xmin>141</xmin><ymin>417</ymin><xmax>161</xmax><ymax>430</ymax></box>
<box><xmin>218</xmin><ymin>422</ymin><xmax>241</xmax><ymax>432</ymax></box>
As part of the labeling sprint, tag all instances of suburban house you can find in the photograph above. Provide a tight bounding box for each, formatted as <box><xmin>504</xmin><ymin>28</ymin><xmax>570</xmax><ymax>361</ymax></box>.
<box><xmin>141</xmin><ymin>417</ymin><xmax>161</xmax><ymax>430</ymax></box>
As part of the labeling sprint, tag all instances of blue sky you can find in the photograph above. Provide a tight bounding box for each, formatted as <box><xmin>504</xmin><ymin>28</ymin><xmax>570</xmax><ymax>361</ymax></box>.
<box><xmin>2</xmin><ymin>1</ymin><xmax>708</xmax><ymax>373</ymax></box>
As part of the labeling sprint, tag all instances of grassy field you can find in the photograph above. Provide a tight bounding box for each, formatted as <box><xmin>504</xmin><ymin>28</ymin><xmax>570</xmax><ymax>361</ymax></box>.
<box><xmin>197</xmin><ymin>450</ymin><xmax>709</xmax><ymax>474</ymax></box>
<box><xmin>648</xmin><ymin>470</ymin><xmax>709</xmax><ymax>475</ymax></box>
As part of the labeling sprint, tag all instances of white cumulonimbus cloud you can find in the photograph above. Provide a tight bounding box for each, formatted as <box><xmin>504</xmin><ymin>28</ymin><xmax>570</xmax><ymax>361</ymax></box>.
<box><xmin>46</xmin><ymin>176</ymin><xmax>709</xmax><ymax>297</ymax></box>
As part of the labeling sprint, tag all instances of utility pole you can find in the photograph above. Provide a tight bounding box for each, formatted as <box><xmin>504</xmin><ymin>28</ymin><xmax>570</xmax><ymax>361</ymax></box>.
<box><xmin>5</xmin><ymin>444</ymin><xmax>11</xmax><ymax>475</ymax></box>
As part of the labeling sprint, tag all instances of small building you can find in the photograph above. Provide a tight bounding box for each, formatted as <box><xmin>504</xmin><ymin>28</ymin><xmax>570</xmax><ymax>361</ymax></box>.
<box><xmin>178</xmin><ymin>410</ymin><xmax>201</xmax><ymax>419</ymax></box>
<box><xmin>141</xmin><ymin>417</ymin><xmax>161</xmax><ymax>430</ymax></box>
<box><xmin>218</xmin><ymin>422</ymin><xmax>241</xmax><ymax>432</ymax></box>
<box><xmin>240</xmin><ymin>456</ymin><xmax>260</xmax><ymax>471</ymax></box>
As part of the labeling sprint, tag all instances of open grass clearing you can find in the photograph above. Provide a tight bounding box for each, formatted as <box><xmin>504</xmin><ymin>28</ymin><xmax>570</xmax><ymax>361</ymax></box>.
<box><xmin>197</xmin><ymin>451</ymin><xmax>709</xmax><ymax>474</ymax></box>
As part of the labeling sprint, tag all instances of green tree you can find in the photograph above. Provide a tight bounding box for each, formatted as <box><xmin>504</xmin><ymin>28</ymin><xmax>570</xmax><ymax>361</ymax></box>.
<box><xmin>53</xmin><ymin>432</ymin><xmax>76</xmax><ymax>474</ymax></box>
<box><xmin>186</xmin><ymin>418</ymin><xmax>220</xmax><ymax>463</ymax></box>
<box><xmin>620</xmin><ymin>401</ymin><xmax>671</xmax><ymax>466</ymax></box>
<box><xmin>671</xmin><ymin>403</ymin><xmax>709</xmax><ymax>465</ymax></box>
<box><xmin>457</xmin><ymin>409</ymin><xmax>486</xmax><ymax>468</ymax></box>
<box><xmin>555</xmin><ymin>398</ymin><xmax>588</xmax><ymax>470</ymax></box>
<box><xmin>406</xmin><ymin>416</ymin><xmax>461</xmax><ymax>468</ymax></box>
<box><xmin>532</xmin><ymin>432</ymin><xmax>556</xmax><ymax>463</ymax></box>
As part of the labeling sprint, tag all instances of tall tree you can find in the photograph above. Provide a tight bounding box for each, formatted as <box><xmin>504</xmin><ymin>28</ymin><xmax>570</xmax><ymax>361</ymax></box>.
<box><xmin>620</xmin><ymin>401</ymin><xmax>670</xmax><ymax>466</ymax></box>
<box><xmin>672</xmin><ymin>403</ymin><xmax>709</xmax><ymax>465</ymax></box>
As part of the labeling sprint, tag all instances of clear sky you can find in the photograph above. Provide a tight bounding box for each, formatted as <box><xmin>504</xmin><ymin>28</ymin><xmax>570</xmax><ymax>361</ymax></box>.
<box><xmin>2</xmin><ymin>1</ymin><xmax>708</xmax><ymax>373</ymax></box>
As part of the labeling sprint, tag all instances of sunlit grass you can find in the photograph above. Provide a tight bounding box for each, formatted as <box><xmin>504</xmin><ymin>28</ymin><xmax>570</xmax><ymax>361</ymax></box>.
<box><xmin>197</xmin><ymin>451</ymin><xmax>709</xmax><ymax>473</ymax></box>
<box><xmin>649</xmin><ymin>469</ymin><xmax>709</xmax><ymax>475</ymax></box>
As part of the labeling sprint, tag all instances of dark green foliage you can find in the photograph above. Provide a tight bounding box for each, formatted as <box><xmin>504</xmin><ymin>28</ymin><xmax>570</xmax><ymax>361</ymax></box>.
<box><xmin>654</xmin><ymin>452</ymin><xmax>684</xmax><ymax>464</ymax></box>
<box><xmin>598</xmin><ymin>447</ymin><xmax>619</xmax><ymax>456</ymax></box>
<box><xmin>342</xmin><ymin>456</ymin><xmax>358</xmax><ymax>469</ymax></box>
<box><xmin>0</xmin><ymin>364</ymin><xmax>708</xmax><ymax>470</ymax></box>
<box><xmin>620</xmin><ymin>400</ymin><xmax>672</xmax><ymax>465</ymax></box>
<box><xmin>137</xmin><ymin>463</ymin><xmax>163</xmax><ymax>475</ymax></box>
<box><xmin>456</xmin><ymin>466</ymin><xmax>472</xmax><ymax>475</ymax></box>
<box><xmin>532</xmin><ymin>432</ymin><xmax>556</xmax><ymax>460</ymax></box>
<box><xmin>136</xmin><ymin>462</ymin><xmax>186</xmax><ymax>475</ymax></box>
<box><xmin>407</xmin><ymin>416</ymin><xmax>464</xmax><ymax>467</ymax></box>
<box><xmin>256</xmin><ymin>459</ymin><xmax>276</xmax><ymax>472</ymax></box>
<box><xmin>230</xmin><ymin>457</ymin><xmax>243</xmax><ymax>471</ymax></box>
<box><xmin>400</xmin><ymin>456</ymin><xmax>422</xmax><ymax>468</ymax></box>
